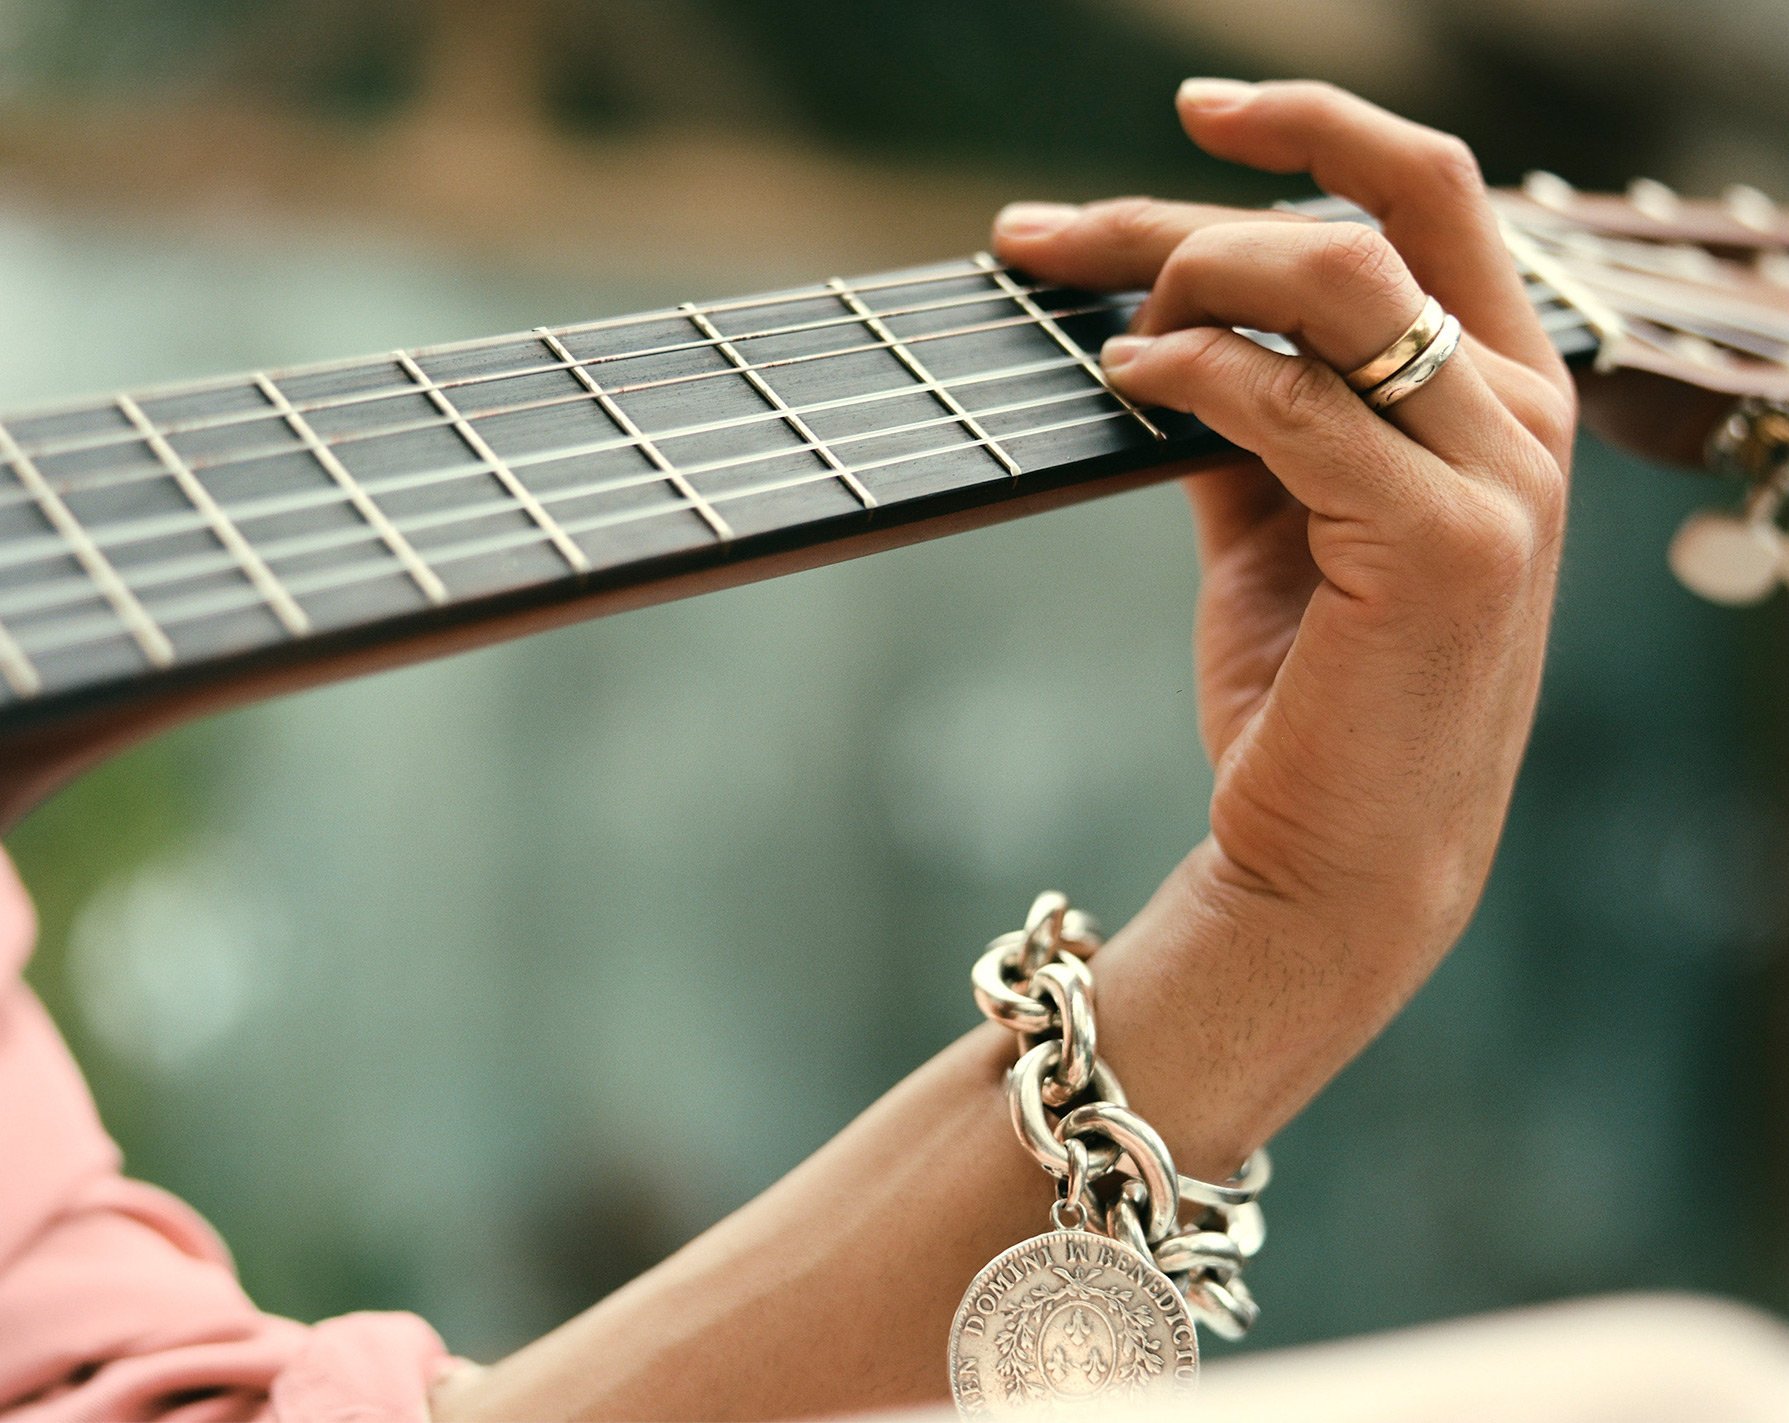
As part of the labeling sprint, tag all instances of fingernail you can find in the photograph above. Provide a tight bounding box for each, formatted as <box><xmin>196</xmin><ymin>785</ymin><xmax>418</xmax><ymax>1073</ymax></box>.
<box><xmin>1178</xmin><ymin>77</ymin><xmax>1255</xmax><ymax>112</ymax></box>
<box><xmin>1101</xmin><ymin>336</ymin><xmax>1153</xmax><ymax>371</ymax></box>
<box><xmin>994</xmin><ymin>201</ymin><xmax>1079</xmax><ymax>239</ymax></box>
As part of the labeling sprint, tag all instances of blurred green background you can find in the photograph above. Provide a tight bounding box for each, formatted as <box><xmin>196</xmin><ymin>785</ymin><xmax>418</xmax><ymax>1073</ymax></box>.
<box><xmin>3</xmin><ymin>0</ymin><xmax>1787</xmax><ymax>1364</ymax></box>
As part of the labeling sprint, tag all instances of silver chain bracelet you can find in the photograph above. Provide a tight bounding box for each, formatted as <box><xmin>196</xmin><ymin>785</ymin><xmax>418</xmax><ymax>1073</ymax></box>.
<box><xmin>948</xmin><ymin>892</ymin><xmax>1272</xmax><ymax>1416</ymax></box>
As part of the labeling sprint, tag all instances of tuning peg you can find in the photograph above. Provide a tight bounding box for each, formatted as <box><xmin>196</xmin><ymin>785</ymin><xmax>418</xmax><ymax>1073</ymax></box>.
<box><xmin>1674</xmin><ymin>399</ymin><xmax>1789</xmax><ymax>604</ymax></box>
<box><xmin>1708</xmin><ymin>398</ymin><xmax>1789</xmax><ymax>482</ymax></box>
<box><xmin>1627</xmin><ymin>177</ymin><xmax>1682</xmax><ymax>221</ymax></box>
<box><xmin>1668</xmin><ymin>510</ymin><xmax>1785</xmax><ymax>605</ymax></box>
<box><xmin>1667</xmin><ymin>331</ymin><xmax>1732</xmax><ymax>370</ymax></box>
<box><xmin>1522</xmin><ymin>171</ymin><xmax>1575</xmax><ymax>211</ymax></box>
<box><xmin>1723</xmin><ymin>183</ymin><xmax>1781</xmax><ymax>234</ymax></box>
<box><xmin>1756</xmin><ymin>251</ymin><xmax>1789</xmax><ymax>287</ymax></box>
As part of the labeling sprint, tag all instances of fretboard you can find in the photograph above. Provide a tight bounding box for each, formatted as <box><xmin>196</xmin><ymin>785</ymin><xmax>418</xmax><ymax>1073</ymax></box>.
<box><xmin>0</xmin><ymin>225</ymin><xmax>1597</xmax><ymax>729</ymax></box>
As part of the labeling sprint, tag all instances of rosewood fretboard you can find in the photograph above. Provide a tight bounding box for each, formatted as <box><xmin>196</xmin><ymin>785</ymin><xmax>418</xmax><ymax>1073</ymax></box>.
<box><xmin>0</xmin><ymin>224</ymin><xmax>1597</xmax><ymax>731</ymax></box>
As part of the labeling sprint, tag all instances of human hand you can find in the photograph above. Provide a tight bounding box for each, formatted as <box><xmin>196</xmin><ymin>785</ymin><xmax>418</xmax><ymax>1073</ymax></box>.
<box><xmin>994</xmin><ymin>80</ymin><xmax>1575</xmax><ymax>1169</ymax></box>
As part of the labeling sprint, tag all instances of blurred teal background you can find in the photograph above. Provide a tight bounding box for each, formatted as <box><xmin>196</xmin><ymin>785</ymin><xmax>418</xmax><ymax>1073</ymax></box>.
<box><xmin>3</xmin><ymin>0</ymin><xmax>1787</xmax><ymax>1365</ymax></box>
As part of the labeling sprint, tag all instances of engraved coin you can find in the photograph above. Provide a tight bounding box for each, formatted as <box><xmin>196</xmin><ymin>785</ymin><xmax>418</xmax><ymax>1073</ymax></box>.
<box><xmin>948</xmin><ymin>1230</ymin><xmax>1199</xmax><ymax>1417</ymax></box>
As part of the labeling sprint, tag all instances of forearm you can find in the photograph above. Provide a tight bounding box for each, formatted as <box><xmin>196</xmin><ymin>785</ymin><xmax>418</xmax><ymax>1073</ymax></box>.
<box><xmin>433</xmin><ymin>844</ymin><xmax>1426</xmax><ymax>1422</ymax></box>
<box><xmin>434</xmin><ymin>1015</ymin><xmax>1039</xmax><ymax>1421</ymax></box>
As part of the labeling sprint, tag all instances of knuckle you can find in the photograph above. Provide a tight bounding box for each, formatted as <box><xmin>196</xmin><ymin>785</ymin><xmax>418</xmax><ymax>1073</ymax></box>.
<box><xmin>1530</xmin><ymin>376</ymin><xmax>1580</xmax><ymax>455</ymax></box>
<box><xmin>1155</xmin><ymin>327</ymin><xmax>1234</xmax><ymax>409</ymax></box>
<box><xmin>1159</xmin><ymin>230</ymin><xmax>1212</xmax><ymax>289</ymax></box>
<box><xmin>1260</xmin><ymin>354</ymin><xmax>1345</xmax><ymax>430</ymax></box>
<box><xmin>1493</xmin><ymin>377</ymin><xmax>1576</xmax><ymax>512</ymax></box>
<box><xmin>1273</xmin><ymin>77</ymin><xmax>1347</xmax><ymax>111</ymax></box>
<box><xmin>1310</xmin><ymin>224</ymin><xmax>1405</xmax><ymax>300</ymax></box>
<box><xmin>1526</xmin><ymin>450</ymin><xmax>1570</xmax><ymax>535</ymax></box>
<box><xmin>1434</xmin><ymin>484</ymin><xmax>1543</xmax><ymax>586</ymax></box>
<box><xmin>1423</xmin><ymin>132</ymin><xmax>1485</xmax><ymax>195</ymax></box>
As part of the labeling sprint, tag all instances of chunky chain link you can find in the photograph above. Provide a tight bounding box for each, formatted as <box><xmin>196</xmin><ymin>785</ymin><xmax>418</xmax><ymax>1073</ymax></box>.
<box><xmin>972</xmin><ymin>891</ymin><xmax>1272</xmax><ymax>1341</ymax></box>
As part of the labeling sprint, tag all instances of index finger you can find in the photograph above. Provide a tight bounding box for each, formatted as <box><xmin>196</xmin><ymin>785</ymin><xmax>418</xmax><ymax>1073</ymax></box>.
<box><xmin>992</xmin><ymin>197</ymin><xmax>1308</xmax><ymax>293</ymax></box>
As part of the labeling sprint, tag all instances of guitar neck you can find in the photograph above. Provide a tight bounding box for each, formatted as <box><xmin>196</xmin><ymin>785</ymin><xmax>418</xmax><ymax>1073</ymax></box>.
<box><xmin>0</xmin><ymin>214</ymin><xmax>1598</xmax><ymax>736</ymax></box>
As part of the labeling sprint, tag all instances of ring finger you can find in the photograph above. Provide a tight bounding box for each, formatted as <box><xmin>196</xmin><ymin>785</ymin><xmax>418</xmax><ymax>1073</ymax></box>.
<box><xmin>1128</xmin><ymin>219</ymin><xmax>1509</xmax><ymax>465</ymax></box>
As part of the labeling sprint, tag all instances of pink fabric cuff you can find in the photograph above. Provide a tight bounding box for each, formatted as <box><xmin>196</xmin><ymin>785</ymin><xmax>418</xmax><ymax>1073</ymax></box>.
<box><xmin>0</xmin><ymin>849</ymin><xmax>452</xmax><ymax>1422</ymax></box>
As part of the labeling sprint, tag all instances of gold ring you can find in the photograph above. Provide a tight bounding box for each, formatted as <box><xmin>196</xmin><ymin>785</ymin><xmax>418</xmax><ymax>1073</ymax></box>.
<box><xmin>1344</xmin><ymin>295</ymin><xmax>1445</xmax><ymax>392</ymax></box>
<box><xmin>1363</xmin><ymin>313</ymin><xmax>1463</xmax><ymax>412</ymax></box>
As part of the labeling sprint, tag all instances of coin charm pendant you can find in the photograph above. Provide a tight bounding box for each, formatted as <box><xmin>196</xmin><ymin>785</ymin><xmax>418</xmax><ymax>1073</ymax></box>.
<box><xmin>948</xmin><ymin>1230</ymin><xmax>1199</xmax><ymax>1417</ymax></box>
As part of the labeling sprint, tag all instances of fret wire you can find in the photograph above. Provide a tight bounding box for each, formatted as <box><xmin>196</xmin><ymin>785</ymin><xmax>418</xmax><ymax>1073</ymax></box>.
<box><xmin>393</xmin><ymin>351</ymin><xmax>590</xmax><ymax>574</ymax></box>
<box><xmin>0</xmin><ymin>297</ymin><xmax>1105</xmax><ymax>522</ymax></box>
<box><xmin>26</xmin><ymin>406</ymin><xmax>1136</xmax><ymax>659</ymax></box>
<box><xmin>1</xmin><ymin>379</ymin><xmax>1120</xmax><ymax>625</ymax></box>
<box><xmin>679</xmin><ymin>302</ymin><xmax>876</xmax><ymax>510</ymax></box>
<box><xmin>534</xmin><ymin>326</ymin><xmax>734</xmax><ymax>543</ymax></box>
<box><xmin>0</xmin><ymin>346</ymin><xmax>1096</xmax><ymax>581</ymax></box>
<box><xmin>116</xmin><ymin>393</ymin><xmax>311</xmax><ymax>638</ymax></box>
<box><xmin>971</xmin><ymin>252</ymin><xmax>1166</xmax><ymax>441</ymax></box>
<box><xmin>0</xmin><ymin>612</ymin><xmax>40</xmax><ymax>697</ymax></box>
<box><xmin>827</xmin><ymin>277</ymin><xmax>1021</xmax><ymax>478</ymax></box>
<box><xmin>12</xmin><ymin>274</ymin><xmax>1049</xmax><ymax>466</ymax></box>
<box><xmin>254</xmin><ymin>373</ymin><xmax>450</xmax><ymax>605</ymax></box>
<box><xmin>0</xmin><ymin>417</ymin><xmax>174</xmax><ymax>669</ymax></box>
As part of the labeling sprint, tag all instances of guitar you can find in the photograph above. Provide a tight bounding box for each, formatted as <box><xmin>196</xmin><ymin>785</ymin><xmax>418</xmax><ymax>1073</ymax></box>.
<box><xmin>1</xmin><ymin>175</ymin><xmax>1784</xmax><ymax>828</ymax></box>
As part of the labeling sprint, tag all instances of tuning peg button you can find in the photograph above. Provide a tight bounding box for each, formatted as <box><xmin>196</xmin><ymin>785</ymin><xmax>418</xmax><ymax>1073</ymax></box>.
<box><xmin>1756</xmin><ymin>251</ymin><xmax>1789</xmax><ymax>288</ymax></box>
<box><xmin>1723</xmin><ymin>183</ymin><xmax>1781</xmax><ymax>233</ymax></box>
<box><xmin>1522</xmin><ymin>171</ymin><xmax>1575</xmax><ymax>210</ymax></box>
<box><xmin>1668</xmin><ymin>510</ymin><xmax>1784</xmax><ymax>605</ymax></box>
<box><xmin>1628</xmin><ymin>177</ymin><xmax>1682</xmax><ymax>221</ymax></box>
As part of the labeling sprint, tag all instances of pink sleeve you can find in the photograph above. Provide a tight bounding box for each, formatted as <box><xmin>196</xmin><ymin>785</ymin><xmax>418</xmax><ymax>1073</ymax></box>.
<box><xmin>0</xmin><ymin>853</ymin><xmax>452</xmax><ymax>1422</ymax></box>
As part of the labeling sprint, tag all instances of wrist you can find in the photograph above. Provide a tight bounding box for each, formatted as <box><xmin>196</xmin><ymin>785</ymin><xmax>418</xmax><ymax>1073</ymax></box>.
<box><xmin>1083</xmin><ymin>838</ymin><xmax>1442</xmax><ymax>1182</ymax></box>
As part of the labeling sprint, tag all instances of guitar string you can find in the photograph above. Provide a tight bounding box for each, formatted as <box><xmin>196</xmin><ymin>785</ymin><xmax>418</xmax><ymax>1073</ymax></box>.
<box><xmin>5</xmin><ymin>239</ymin><xmax>1619</xmax><ymax>496</ymax></box>
<box><xmin>1</xmin><ymin>232</ymin><xmax>1619</xmax><ymax>511</ymax></box>
<box><xmin>1</xmin><ymin>299</ymin><xmax>1599</xmax><ymax>634</ymax></box>
<box><xmin>4</xmin><ymin>259</ymin><xmax>1020</xmax><ymax>440</ymax></box>
<box><xmin>0</xmin><ymin>286</ymin><xmax>1598</xmax><ymax>583</ymax></box>
<box><xmin>1520</xmin><ymin>222</ymin><xmax>1789</xmax><ymax>302</ymax></box>
<box><xmin>20</xmin><ymin>283</ymin><xmax>1604</xmax><ymax>657</ymax></box>
<box><xmin>0</xmin><ymin>292</ymin><xmax>1112</xmax><ymax>519</ymax></box>
<box><xmin>1</xmin><ymin>373</ymin><xmax>1116</xmax><ymax>624</ymax></box>
<box><xmin>22</xmin><ymin>404</ymin><xmax>1140</xmax><ymax>659</ymax></box>
<box><xmin>23</xmin><ymin>194</ymin><xmax>1630</xmax><ymax>467</ymax></box>
<box><xmin>6</xmin><ymin>277</ymin><xmax>1603</xmax><ymax>667</ymax></box>
<box><xmin>4</xmin><ymin>210</ymin><xmax>1767</xmax><ymax>676</ymax></box>
<box><xmin>34</xmin><ymin>181</ymin><xmax>1518</xmax><ymax>436</ymax></box>
<box><xmin>1563</xmin><ymin>267</ymin><xmax>1789</xmax><ymax>359</ymax></box>
<box><xmin>8</xmin><ymin>196</ymin><xmax>1732</xmax><ymax>470</ymax></box>
<box><xmin>5</xmin><ymin>268</ymin><xmax>1065</xmax><ymax>473</ymax></box>
<box><xmin>0</xmin><ymin>301</ymin><xmax>1114</xmax><ymax>579</ymax></box>
<box><xmin>1519</xmin><ymin>230</ymin><xmax>1789</xmax><ymax>350</ymax></box>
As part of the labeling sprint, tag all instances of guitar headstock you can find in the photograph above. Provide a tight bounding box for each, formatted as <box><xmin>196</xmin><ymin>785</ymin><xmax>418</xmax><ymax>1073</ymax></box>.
<box><xmin>1496</xmin><ymin>173</ymin><xmax>1789</xmax><ymax>401</ymax></box>
<box><xmin>1491</xmin><ymin>175</ymin><xmax>1789</xmax><ymax>605</ymax></box>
